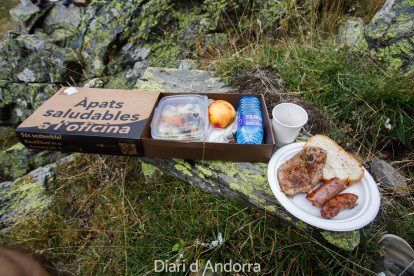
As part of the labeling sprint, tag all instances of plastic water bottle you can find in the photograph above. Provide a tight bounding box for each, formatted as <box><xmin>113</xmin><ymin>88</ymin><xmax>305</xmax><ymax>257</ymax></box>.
<box><xmin>236</xmin><ymin>96</ymin><xmax>264</xmax><ymax>144</ymax></box>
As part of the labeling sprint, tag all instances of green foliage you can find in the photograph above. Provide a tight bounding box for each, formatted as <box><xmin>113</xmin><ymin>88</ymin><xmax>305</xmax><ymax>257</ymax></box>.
<box><xmin>215</xmin><ymin>38</ymin><xmax>414</xmax><ymax>154</ymax></box>
<box><xmin>171</xmin><ymin>239</ymin><xmax>185</xmax><ymax>252</ymax></box>
<box><xmin>284</xmin><ymin>0</ymin><xmax>386</xmax><ymax>32</ymax></box>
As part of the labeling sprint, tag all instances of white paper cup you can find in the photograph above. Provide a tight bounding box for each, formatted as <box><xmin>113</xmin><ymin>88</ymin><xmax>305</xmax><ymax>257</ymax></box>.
<box><xmin>272</xmin><ymin>103</ymin><xmax>308</xmax><ymax>147</ymax></box>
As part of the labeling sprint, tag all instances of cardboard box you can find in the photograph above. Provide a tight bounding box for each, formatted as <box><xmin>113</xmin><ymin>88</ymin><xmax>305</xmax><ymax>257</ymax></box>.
<box><xmin>16</xmin><ymin>87</ymin><xmax>159</xmax><ymax>156</ymax></box>
<box><xmin>16</xmin><ymin>87</ymin><xmax>275</xmax><ymax>162</ymax></box>
<box><xmin>141</xmin><ymin>92</ymin><xmax>275</xmax><ymax>162</ymax></box>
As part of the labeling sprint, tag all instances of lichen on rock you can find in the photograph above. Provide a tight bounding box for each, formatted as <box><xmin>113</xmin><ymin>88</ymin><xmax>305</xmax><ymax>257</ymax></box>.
<box><xmin>354</xmin><ymin>0</ymin><xmax>414</xmax><ymax>71</ymax></box>
<box><xmin>39</xmin><ymin>2</ymin><xmax>83</xmax><ymax>44</ymax></box>
<box><xmin>0</xmin><ymin>155</ymin><xmax>73</xmax><ymax>229</ymax></box>
<box><xmin>320</xmin><ymin>230</ymin><xmax>360</xmax><ymax>252</ymax></box>
<box><xmin>0</xmin><ymin>33</ymin><xmax>83</xmax><ymax>84</ymax></box>
<box><xmin>79</xmin><ymin>0</ymin><xmax>143</xmax><ymax>78</ymax></box>
<box><xmin>9</xmin><ymin>2</ymin><xmax>48</xmax><ymax>34</ymax></box>
<box><xmin>0</xmin><ymin>176</ymin><xmax>51</xmax><ymax>226</ymax></box>
<box><xmin>135</xmin><ymin>67</ymin><xmax>230</xmax><ymax>92</ymax></box>
<box><xmin>0</xmin><ymin>143</ymin><xmax>65</xmax><ymax>182</ymax></box>
<box><xmin>0</xmin><ymin>82</ymin><xmax>58</xmax><ymax>125</ymax></box>
<box><xmin>338</xmin><ymin>18</ymin><xmax>366</xmax><ymax>48</ymax></box>
<box><xmin>140</xmin><ymin>162</ymin><xmax>162</xmax><ymax>179</ymax></box>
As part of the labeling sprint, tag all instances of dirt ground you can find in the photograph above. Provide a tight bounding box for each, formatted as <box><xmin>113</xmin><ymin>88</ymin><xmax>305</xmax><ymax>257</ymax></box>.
<box><xmin>232</xmin><ymin>68</ymin><xmax>332</xmax><ymax>135</ymax></box>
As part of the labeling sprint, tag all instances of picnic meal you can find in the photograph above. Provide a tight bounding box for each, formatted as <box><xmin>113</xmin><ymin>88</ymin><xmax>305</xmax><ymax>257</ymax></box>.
<box><xmin>277</xmin><ymin>134</ymin><xmax>364</xmax><ymax>219</ymax></box>
<box><xmin>151</xmin><ymin>95</ymin><xmax>264</xmax><ymax>144</ymax></box>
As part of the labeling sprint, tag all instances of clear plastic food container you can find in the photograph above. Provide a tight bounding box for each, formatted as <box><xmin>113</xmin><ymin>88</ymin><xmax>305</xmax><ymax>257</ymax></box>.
<box><xmin>151</xmin><ymin>94</ymin><xmax>209</xmax><ymax>141</ymax></box>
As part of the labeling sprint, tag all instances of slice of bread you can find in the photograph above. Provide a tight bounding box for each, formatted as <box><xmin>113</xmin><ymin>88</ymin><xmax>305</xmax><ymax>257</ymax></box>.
<box><xmin>304</xmin><ymin>134</ymin><xmax>364</xmax><ymax>184</ymax></box>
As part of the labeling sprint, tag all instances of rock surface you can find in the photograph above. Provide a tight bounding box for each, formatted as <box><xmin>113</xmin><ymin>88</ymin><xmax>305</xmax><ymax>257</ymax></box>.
<box><xmin>0</xmin><ymin>155</ymin><xmax>73</xmax><ymax>229</ymax></box>
<box><xmin>39</xmin><ymin>2</ymin><xmax>82</xmax><ymax>43</ymax></box>
<box><xmin>0</xmin><ymin>34</ymin><xmax>82</xmax><ymax>84</ymax></box>
<box><xmin>78</xmin><ymin>0</ymin><xmax>142</xmax><ymax>78</ymax></box>
<box><xmin>178</xmin><ymin>59</ymin><xmax>198</xmax><ymax>70</ymax></box>
<box><xmin>9</xmin><ymin>2</ymin><xmax>44</xmax><ymax>34</ymax></box>
<box><xmin>0</xmin><ymin>32</ymin><xmax>80</xmax><ymax>124</ymax></box>
<box><xmin>364</xmin><ymin>0</ymin><xmax>414</xmax><ymax>70</ymax></box>
<box><xmin>0</xmin><ymin>82</ymin><xmax>58</xmax><ymax>125</ymax></box>
<box><xmin>371</xmin><ymin>158</ymin><xmax>409</xmax><ymax>191</ymax></box>
<box><xmin>0</xmin><ymin>143</ymin><xmax>66</xmax><ymax>182</ymax></box>
<box><xmin>338</xmin><ymin>18</ymin><xmax>365</xmax><ymax>48</ymax></box>
<box><xmin>135</xmin><ymin>67</ymin><xmax>231</xmax><ymax>92</ymax></box>
<box><xmin>341</xmin><ymin>0</ymin><xmax>414</xmax><ymax>71</ymax></box>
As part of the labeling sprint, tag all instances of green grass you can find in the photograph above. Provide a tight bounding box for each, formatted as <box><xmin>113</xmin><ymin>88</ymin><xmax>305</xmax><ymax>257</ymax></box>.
<box><xmin>0</xmin><ymin>155</ymin><xmax>412</xmax><ymax>275</ymax></box>
<box><xmin>213</xmin><ymin>37</ymin><xmax>414</xmax><ymax>158</ymax></box>
<box><xmin>0</xmin><ymin>0</ymin><xmax>19</xmax><ymax>39</ymax></box>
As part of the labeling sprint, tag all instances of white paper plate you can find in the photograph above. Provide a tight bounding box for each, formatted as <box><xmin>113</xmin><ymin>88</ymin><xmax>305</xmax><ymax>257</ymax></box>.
<box><xmin>267</xmin><ymin>142</ymin><xmax>381</xmax><ymax>231</ymax></box>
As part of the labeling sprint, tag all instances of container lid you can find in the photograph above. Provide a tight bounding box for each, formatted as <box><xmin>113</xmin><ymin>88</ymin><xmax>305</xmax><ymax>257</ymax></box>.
<box><xmin>151</xmin><ymin>94</ymin><xmax>209</xmax><ymax>141</ymax></box>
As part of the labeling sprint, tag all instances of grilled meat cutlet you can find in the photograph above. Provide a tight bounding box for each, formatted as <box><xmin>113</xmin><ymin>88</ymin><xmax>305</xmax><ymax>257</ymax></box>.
<box><xmin>277</xmin><ymin>146</ymin><xmax>327</xmax><ymax>197</ymax></box>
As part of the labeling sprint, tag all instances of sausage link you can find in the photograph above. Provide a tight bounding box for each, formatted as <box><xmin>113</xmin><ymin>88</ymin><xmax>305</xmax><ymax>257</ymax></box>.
<box><xmin>321</xmin><ymin>193</ymin><xmax>358</xmax><ymax>219</ymax></box>
<box><xmin>306</xmin><ymin>177</ymin><xmax>347</xmax><ymax>208</ymax></box>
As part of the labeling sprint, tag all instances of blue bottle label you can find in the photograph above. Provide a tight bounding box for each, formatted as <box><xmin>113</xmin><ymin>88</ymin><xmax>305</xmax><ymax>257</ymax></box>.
<box><xmin>238</xmin><ymin>114</ymin><xmax>262</xmax><ymax>127</ymax></box>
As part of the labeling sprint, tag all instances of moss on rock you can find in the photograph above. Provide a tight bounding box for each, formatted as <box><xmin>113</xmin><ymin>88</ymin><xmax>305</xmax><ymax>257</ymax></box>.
<box><xmin>320</xmin><ymin>231</ymin><xmax>360</xmax><ymax>251</ymax></box>
<box><xmin>140</xmin><ymin>162</ymin><xmax>162</xmax><ymax>179</ymax></box>
<box><xmin>359</xmin><ymin>0</ymin><xmax>414</xmax><ymax>71</ymax></box>
<box><xmin>174</xmin><ymin>164</ymin><xmax>193</xmax><ymax>177</ymax></box>
<box><xmin>4</xmin><ymin>176</ymin><xmax>51</xmax><ymax>218</ymax></box>
<box><xmin>0</xmin><ymin>82</ymin><xmax>58</xmax><ymax>125</ymax></box>
<box><xmin>0</xmin><ymin>34</ymin><xmax>82</xmax><ymax>84</ymax></box>
<box><xmin>0</xmin><ymin>143</ymin><xmax>65</xmax><ymax>182</ymax></box>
